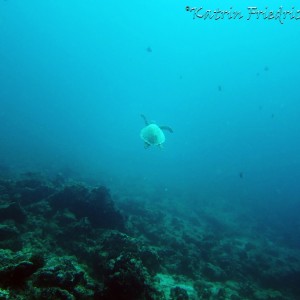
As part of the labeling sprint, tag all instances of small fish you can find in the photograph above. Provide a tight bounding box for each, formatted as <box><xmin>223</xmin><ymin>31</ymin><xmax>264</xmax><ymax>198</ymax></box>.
<box><xmin>239</xmin><ymin>172</ymin><xmax>244</xmax><ymax>179</ymax></box>
<box><xmin>218</xmin><ymin>85</ymin><xmax>222</xmax><ymax>92</ymax></box>
<box><xmin>146</xmin><ymin>46</ymin><xmax>152</xmax><ymax>53</ymax></box>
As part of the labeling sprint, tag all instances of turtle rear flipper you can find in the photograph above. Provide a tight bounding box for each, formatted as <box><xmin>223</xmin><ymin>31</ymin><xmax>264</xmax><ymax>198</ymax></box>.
<box><xmin>159</xmin><ymin>125</ymin><xmax>173</xmax><ymax>133</ymax></box>
<box><xmin>144</xmin><ymin>142</ymin><xmax>151</xmax><ymax>149</ymax></box>
<box><xmin>141</xmin><ymin>114</ymin><xmax>149</xmax><ymax>126</ymax></box>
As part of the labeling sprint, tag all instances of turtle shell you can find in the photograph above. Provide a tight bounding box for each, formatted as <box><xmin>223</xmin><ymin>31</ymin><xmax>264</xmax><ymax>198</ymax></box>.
<box><xmin>140</xmin><ymin>124</ymin><xmax>165</xmax><ymax>146</ymax></box>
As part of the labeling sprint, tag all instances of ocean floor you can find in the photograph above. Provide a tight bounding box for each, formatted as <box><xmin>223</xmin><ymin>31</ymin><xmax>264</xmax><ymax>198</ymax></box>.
<box><xmin>0</xmin><ymin>171</ymin><xmax>299</xmax><ymax>299</ymax></box>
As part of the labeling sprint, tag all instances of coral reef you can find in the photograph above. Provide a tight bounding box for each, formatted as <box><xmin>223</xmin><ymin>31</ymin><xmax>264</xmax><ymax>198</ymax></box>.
<box><xmin>0</xmin><ymin>174</ymin><xmax>299</xmax><ymax>299</ymax></box>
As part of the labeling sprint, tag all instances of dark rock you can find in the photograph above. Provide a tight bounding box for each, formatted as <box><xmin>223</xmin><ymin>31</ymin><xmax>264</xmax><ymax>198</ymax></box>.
<box><xmin>0</xmin><ymin>180</ymin><xmax>13</xmax><ymax>194</ymax></box>
<box><xmin>30</xmin><ymin>253</ymin><xmax>45</xmax><ymax>270</ymax></box>
<box><xmin>0</xmin><ymin>260</ymin><xmax>40</xmax><ymax>287</ymax></box>
<box><xmin>170</xmin><ymin>286</ymin><xmax>189</xmax><ymax>300</ymax></box>
<box><xmin>19</xmin><ymin>185</ymin><xmax>55</xmax><ymax>205</ymax></box>
<box><xmin>48</xmin><ymin>184</ymin><xmax>89</xmax><ymax>213</ymax></box>
<box><xmin>260</xmin><ymin>268</ymin><xmax>300</xmax><ymax>294</ymax></box>
<box><xmin>87</xmin><ymin>187</ymin><xmax>124</xmax><ymax>229</ymax></box>
<box><xmin>139</xmin><ymin>246</ymin><xmax>161</xmax><ymax>275</ymax></box>
<box><xmin>35</xmin><ymin>263</ymin><xmax>83</xmax><ymax>289</ymax></box>
<box><xmin>49</xmin><ymin>185</ymin><xmax>124</xmax><ymax>230</ymax></box>
<box><xmin>0</xmin><ymin>224</ymin><xmax>19</xmax><ymax>241</ymax></box>
<box><xmin>38</xmin><ymin>287</ymin><xmax>75</xmax><ymax>300</ymax></box>
<box><xmin>0</xmin><ymin>202</ymin><xmax>26</xmax><ymax>223</ymax></box>
<box><xmin>33</xmin><ymin>256</ymin><xmax>95</xmax><ymax>297</ymax></box>
<box><xmin>16</xmin><ymin>178</ymin><xmax>44</xmax><ymax>189</ymax></box>
<box><xmin>100</xmin><ymin>253</ymin><xmax>156</xmax><ymax>300</ymax></box>
<box><xmin>102</xmin><ymin>231</ymin><xmax>139</xmax><ymax>257</ymax></box>
<box><xmin>203</xmin><ymin>263</ymin><xmax>226</xmax><ymax>281</ymax></box>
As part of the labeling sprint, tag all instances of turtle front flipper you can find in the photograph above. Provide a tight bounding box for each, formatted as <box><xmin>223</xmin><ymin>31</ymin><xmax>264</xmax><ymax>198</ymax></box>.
<box><xmin>141</xmin><ymin>114</ymin><xmax>149</xmax><ymax>126</ymax></box>
<box><xmin>159</xmin><ymin>125</ymin><xmax>174</xmax><ymax>133</ymax></box>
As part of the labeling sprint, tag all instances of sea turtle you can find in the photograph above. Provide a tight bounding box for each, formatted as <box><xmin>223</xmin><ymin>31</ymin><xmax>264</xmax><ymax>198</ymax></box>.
<box><xmin>140</xmin><ymin>114</ymin><xmax>173</xmax><ymax>148</ymax></box>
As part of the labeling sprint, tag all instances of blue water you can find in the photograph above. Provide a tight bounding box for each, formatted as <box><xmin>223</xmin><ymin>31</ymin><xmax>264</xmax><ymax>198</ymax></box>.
<box><xmin>1</xmin><ymin>1</ymin><xmax>300</xmax><ymax>245</ymax></box>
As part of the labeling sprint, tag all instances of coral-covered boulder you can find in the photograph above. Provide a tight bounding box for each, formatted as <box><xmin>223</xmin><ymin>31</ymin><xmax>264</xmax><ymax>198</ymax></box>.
<box><xmin>49</xmin><ymin>185</ymin><xmax>124</xmax><ymax>230</ymax></box>
<box><xmin>99</xmin><ymin>253</ymin><xmax>161</xmax><ymax>300</ymax></box>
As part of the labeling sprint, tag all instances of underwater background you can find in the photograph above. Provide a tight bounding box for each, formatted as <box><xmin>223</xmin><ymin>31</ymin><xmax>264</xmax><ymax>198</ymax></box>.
<box><xmin>0</xmin><ymin>0</ymin><xmax>300</xmax><ymax>299</ymax></box>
